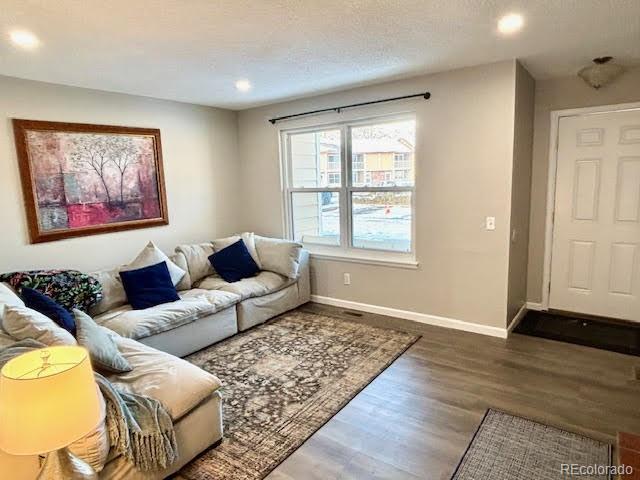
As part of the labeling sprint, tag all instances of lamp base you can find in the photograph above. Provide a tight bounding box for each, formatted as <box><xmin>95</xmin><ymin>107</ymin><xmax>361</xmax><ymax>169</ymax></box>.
<box><xmin>38</xmin><ymin>447</ymin><xmax>97</xmax><ymax>480</ymax></box>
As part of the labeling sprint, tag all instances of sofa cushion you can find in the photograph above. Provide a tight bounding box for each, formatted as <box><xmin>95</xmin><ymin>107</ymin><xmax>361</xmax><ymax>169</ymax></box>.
<box><xmin>254</xmin><ymin>236</ymin><xmax>303</xmax><ymax>279</ymax></box>
<box><xmin>2</xmin><ymin>305</ymin><xmax>77</xmax><ymax>346</ymax></box>
<box><xmin>213</xmin><ymin>232</ymin><xmax>262</xmax><ymax>269</ymax></box>
<box><xmin>209</xmin><ymin>239</ymin><xmax>260</xmax><ymax>283</ymax></box>
<box><xmin>94</xmin><ymin>289</ymin><xmax>240</xmax><ymax>340</ymax></box>
<box><xmin>122</xmin><ymin>242</ymin><xmax>186</xmax><ymax>287</ymax></box>
<box><xmin>175</xmin><ymin>243</ymin><xmax>215</xmax><ymax>284</ymax></box>
<box><xmin>109</xmin><ymin>336</ymin><xmax>222</xmax><ymax>420</ymax></box>
<box><xmin>178</xmin><ymin>288</ymin><xmax>241</xmax><ymax>307</ymax></box>
<box><xmin>198</xmin><ymin>271</ymin><xmax>290</xmax><ymax>301</ymax></box>
<box><xmin>119</xmin><ymin>262</ymin><xmax>180</xmax><ymax>310</ymax></box>
<box><xmin>89</xmin><ymin>268</ymin><xmax>128</xmax><ymax>317</ymax></box>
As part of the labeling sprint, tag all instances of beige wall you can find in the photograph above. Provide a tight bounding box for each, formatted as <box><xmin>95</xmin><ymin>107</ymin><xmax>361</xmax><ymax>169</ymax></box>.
<box><xmin>506</xmin><ymin>62</ymin><xmax>535</xmax><ymax>325</ymax></box>
<box><xmin>526</xmin><ymin>67</ymin><xmax>640</xmax><ymax>303</ymax></box>
<box><xmin>238</xmin><ymin>61</ymin><xmax>519</xmax><ymax>329</ymax></box>
<box><xmin>0</xmin><ymin>75</ymin><xmax>240</xmax><ymax>273</ymax></box>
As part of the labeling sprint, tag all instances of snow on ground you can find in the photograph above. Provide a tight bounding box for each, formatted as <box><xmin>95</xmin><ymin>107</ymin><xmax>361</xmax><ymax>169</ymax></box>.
<box><xmin>319</xmin><ymin>202</ymin><xmax>411</xmax><ymax>251</ymax></box>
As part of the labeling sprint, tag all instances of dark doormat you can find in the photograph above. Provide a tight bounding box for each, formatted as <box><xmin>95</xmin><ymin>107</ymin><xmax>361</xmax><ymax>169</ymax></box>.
<box><xmin>514</xmin><ymin>310</ymin><xmax>640</xmax><ymax>357</ymax></box>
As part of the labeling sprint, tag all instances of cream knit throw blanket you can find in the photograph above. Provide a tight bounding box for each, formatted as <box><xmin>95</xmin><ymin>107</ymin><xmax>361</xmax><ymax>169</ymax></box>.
<box><xmin>0</xmin><ymin>339</ymin><xmax>178</xmax><ymax>472</ymax></box>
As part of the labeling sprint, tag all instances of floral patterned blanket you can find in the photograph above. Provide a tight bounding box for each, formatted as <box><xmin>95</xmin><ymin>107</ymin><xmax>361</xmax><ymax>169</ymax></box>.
<box><xmin>0</xmin><ymin>269</ymin><xmax>102</xmax><ymax>312</ymax></box>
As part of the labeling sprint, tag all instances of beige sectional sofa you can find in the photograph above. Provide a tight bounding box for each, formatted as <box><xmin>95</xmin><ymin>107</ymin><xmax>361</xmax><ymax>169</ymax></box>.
<box><xmin>0</xmin><ymin>235</ymin><xmax>310</xmax><ymax>479</ymax></box>
<box><xmin>90</xmin><ymin>238</ymin><xmax>311</xmax><ymax>357</ymax></box>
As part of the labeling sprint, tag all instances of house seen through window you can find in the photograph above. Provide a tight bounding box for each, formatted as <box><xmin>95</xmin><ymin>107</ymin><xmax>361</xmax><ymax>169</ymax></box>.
<box><xmin>283</xmin><ymin>117</ymin><xmax>416</xmax><ymax>255</ymax></box>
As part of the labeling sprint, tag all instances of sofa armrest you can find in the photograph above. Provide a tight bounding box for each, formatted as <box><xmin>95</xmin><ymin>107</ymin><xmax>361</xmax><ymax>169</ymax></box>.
<box><xmin>297</xmin><ymin>249</ymin><xmax>311</xmax><ymax>303</ymax></box>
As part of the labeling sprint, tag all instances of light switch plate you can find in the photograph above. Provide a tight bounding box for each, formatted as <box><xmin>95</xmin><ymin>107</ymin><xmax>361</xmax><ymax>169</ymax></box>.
<box><xmin>486</xmin><ymin>216</ymin><xmax>496</xmax><ymax>231</ymax></box>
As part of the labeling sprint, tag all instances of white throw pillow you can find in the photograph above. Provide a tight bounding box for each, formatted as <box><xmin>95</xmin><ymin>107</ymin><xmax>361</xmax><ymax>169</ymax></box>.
<box><xmin>121</xmin><ymin>242</ymin><xmax>186</xmax><ymax>286</ymax></box>
<box><xmin>0</xmin><ymin>283</ymin><xmax>25</xmax><ymax>333</ymax></box>
<box><xmin>254</xmin><ymin>236</ymin><xmax>303</xmax><ymax>279</ymax></box>
<box><xmin>2</xmin><ymin>305</ymin><xmax>77</xmax><ymax>346</ymax></box>
<box><xmin>212</xmin><ymin>232</ymin><xmax>262</xmax><ymax>268</ymax></box>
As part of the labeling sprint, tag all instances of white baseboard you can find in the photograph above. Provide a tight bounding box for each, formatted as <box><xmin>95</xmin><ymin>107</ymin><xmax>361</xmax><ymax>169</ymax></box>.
<box><xmin>526</xmin><ymin>302</ymin><xmax>545</xmax><ymax>311</ymax></box>
<box><xmin>310</xmin><ymin>295</ymin><xmax>509</xmax><ymax>338</ymax></box>
<box><xmin>507</xmin><ymin>304</ymin><xmax>528</xmax><ymax>334</ymax></box>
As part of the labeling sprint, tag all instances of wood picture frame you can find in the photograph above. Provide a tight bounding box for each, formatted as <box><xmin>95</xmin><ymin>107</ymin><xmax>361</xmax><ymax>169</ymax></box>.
<box><xmin>12</xmin><ymin>119</ymin><xmax>169</xmax><ymax>244</ymax></box>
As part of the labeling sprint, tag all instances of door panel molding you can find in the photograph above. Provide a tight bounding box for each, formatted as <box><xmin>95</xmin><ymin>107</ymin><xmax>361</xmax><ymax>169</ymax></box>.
<box><xmin>572</xmin><ymin>159</ymin><xmax>601</xmax><ymax>221</ymax></box>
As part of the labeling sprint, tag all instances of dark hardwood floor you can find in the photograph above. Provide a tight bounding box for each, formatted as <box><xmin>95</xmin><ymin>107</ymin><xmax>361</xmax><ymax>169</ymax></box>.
<box><xmin>264</xmin><ymin>302</ymin><xmax>640</xmax><ymax>480</ymax></box>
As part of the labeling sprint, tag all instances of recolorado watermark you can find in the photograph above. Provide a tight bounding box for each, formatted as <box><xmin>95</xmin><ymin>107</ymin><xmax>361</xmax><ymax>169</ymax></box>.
<box><xmin>560</xmin><ymin>463</ymin><xmax>633</xmax><ymax>476</ymax></box>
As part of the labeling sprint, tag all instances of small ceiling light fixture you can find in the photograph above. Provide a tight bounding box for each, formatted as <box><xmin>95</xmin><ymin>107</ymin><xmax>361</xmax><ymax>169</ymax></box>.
<box><xmin>8</xmin><ymin>29</ymin><xmax>40</xmax><ymax>49</ymax></box>
<box><xmin>235</xmin><ymin>79</ymin><xmax>252</xmax><ymax>92</ymax></box>
<box><xmin>497</xmin><ymin>13</ymin><xmax>524</xmax><ymax>35</ymax></box>
<box><xmin>578</xmin><ymin>56</ymin><xmax>625</xmax><ymax>89</ymax></box>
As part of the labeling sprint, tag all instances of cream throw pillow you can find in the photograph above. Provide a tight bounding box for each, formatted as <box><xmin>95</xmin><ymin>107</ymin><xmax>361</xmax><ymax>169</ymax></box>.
<box><xmin>122</xmin><ymin>241</ymin><xmax>186</xmax><ymax>286</ymax></box>
<box><xmin>2</xmin><ymin>305</ymin><xmax>76</xmax><ymax>346</ymax></box>
<box><xmin>88</xmin><ymin>267</ymin><xmax>128</xmax><ymax>316</ymax></box>
<box><xmin>213</xmin><ymin>232</ymin><xmax>262</xmax><ymax>269</ymax></box>
<box><xmin>175</xmin><ymin>243</ymin><xmax>215</xmax><ymax>284</ymax></box>
<box><xmin>0</xmin><ymin>282</ymin><xmax>24</xmax><ymax>332</ymax></box>
<box><xmin>254</xmin><ymin>236</ymin><xmax>303</xmax><ymax>279</ymax></box>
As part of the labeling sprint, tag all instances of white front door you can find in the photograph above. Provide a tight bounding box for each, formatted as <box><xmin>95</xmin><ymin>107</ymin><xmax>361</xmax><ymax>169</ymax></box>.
<box><xmin>549</xmin><ymin>109</ymin><xmax>640</xmax><ymax>322</ymax></box>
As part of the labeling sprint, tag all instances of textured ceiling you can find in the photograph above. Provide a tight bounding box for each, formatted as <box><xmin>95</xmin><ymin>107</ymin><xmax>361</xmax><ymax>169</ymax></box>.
<box><xmin>1</xmin><ymin>0</ymin><xmax>639</xmax><ymax>109</ymax></box>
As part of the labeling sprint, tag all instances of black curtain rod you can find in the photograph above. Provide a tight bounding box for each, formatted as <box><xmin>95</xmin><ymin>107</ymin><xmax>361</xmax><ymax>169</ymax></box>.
<box><xmin>268</xmin><ymin>91</ymin><xmax>431</xmax><ymax>125</ymax></box>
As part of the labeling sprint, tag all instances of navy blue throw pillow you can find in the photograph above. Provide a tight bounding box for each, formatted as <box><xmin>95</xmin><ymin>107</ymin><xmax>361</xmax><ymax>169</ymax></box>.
<box><xmin>21</xmin><ymin>287</ymin><xmax>76</xmax><ymax>336</ymax></box>
<box><xmin>209</xmin><ymin>239</ymin><xmax>259</xmax><ymax>283</ymax></box>
<box><xmin>119</xmin><ymin>262</ymin><xmax>180</xmax><ymax>310</ymax></box>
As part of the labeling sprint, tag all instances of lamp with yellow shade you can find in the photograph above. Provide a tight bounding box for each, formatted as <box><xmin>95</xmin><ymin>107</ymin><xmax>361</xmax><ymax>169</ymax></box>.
<box><xmin>0</xmin><ymin>346</ymin><xmax>102</xmax><ymax>479</ymax></box>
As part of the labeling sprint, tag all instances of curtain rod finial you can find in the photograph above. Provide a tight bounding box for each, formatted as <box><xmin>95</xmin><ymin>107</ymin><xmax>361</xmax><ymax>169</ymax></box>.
<box><xmin>423</xmin><ymin>92</ymin><xmax>431</xmax><ymax>99</ymax></box>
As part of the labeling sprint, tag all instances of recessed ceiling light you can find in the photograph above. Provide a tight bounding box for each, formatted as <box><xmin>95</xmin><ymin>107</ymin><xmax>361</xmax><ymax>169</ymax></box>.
<box><xmin>235</xmin><ymin>79</ymin><xmax>252</xmax><ymax>92</ymax></box>
<box><xmin>497</xmin><ymin>14</ymin><xmax>524</xmax><ymax>35</ymax></box>
<box><xmin>9</xmin><ymin>29</ymin><xmax>40</xmax><ymax>49</ymax></box>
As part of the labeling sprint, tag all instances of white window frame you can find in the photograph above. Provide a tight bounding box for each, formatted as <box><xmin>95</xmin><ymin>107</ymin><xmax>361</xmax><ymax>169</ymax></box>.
<box><xmin>280</xmin><ymin>114</ymin><xmax>418</xmax><ymax>268</ymax></box>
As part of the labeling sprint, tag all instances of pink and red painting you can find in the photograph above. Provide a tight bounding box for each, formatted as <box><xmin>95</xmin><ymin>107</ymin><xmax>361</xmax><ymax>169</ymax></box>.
<box><xmin>13</xmin><ymin>120</ymin><xmax>168</xmax><ymax>243</ymax></box>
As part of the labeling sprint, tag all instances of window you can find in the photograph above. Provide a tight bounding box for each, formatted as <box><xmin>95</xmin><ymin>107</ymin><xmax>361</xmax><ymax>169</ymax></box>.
<box><xmin>394</xmin><ymin>153</ymin><xmax>410</xmax><ymax>169</ymax></box>
<box><xmin>327</xmin><ymin>172</ymin><xmax>341</xmax><ymax>186</ymax></box>
<box><xmin>327</xmin><ymin>153</ymin><xmax>340</xmax><ymax>171</ymax></box>
<box><xmin>283</xmin><ymin>118</ymin><xmax>416</xmax><ymax>257</ymax></box>
<box><xmin>353</xmin><ymin>153</ymin><xmax>364</xmax><ymax>171</ymax></box>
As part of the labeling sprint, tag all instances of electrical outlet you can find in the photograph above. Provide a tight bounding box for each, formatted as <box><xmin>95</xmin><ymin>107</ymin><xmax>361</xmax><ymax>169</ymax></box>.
<box><xmin>343</xmin><ymin>273</ymin><xmax>351</xmax><ymax>285</ymax></box>
<box><xmin>486</xmin><ymin>216</ymin><xmax>496</xmax><ymax>231</ymax></box>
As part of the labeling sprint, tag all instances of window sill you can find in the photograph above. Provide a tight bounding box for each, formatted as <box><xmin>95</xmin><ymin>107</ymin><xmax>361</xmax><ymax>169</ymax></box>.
<box><xmin>308</xmin><ymin>249</ymin><xmax>419</xmax><ymax>269</ymax></box>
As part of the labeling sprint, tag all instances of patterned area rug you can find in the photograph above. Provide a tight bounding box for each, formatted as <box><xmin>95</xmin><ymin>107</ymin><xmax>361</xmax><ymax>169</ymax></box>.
<box><xmin>180</xmin><ymin>310</ymin><xmax>419</xmax><ymax>480</ymax></box>
<box><xmin>452</xmin><ymin>409</ymin><xmax>612</xmax><ymax>480</ymax></box>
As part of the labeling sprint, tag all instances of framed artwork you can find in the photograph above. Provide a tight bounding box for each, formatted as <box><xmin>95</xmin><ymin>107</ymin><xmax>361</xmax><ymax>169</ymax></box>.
<box><xmin>12</xmin><ymin>119</ymin><xmax>169</xmax><ymax>243</ymax></box>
